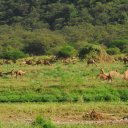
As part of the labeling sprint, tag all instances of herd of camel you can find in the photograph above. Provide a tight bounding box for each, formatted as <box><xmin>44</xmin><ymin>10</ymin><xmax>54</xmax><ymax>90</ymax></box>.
<box><xmin>87</xmin><ymin>59</ymin><xmax>128</xmax><ymax>81</ymax></box>
<box><xmin>0</xmin><ymin>56</ymin><xmax>128</xmax><ymax>80</ymax></box>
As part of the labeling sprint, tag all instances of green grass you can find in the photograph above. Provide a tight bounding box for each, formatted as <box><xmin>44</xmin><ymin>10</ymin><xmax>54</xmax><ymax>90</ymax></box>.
<box><xmin>0</xmin><ymin>123</ymin><xmax>128</xmax><ymax>128</ymax></box>
<box><xmin>0</xmin><ymin>122</ymin><xmax>128</xmax><ymax>128</ymax></box>
<box><xmin>0</xmin><ymin>102</ymin><xmax>127</xmax><ymax>121</ymax></box>
<box><xmin>0</xmin><ymin>61</ymin><xmax>127</xmax><ymax>102</ymax></box>
<box><xmin>0</xmin><ymin>102</ymin><xmax>128</xmax><ymax>127</ymax></box>
<box><xmin>59</xmin><ymin>124</ymin><xmax>128</xmax><ymax>128</ymax></box>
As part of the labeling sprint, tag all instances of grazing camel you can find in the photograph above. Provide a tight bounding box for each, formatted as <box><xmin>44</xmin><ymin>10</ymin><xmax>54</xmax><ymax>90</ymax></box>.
<box><xmin>62</xmin><ymin>58</ymin><xmax>69</xmax><ymax>64</ymax></box>
<box><xmin>87</xmin><ymin>59</ymin><xmax>97</xmax><ymax>67</ymax></box>
<box><xmin>25</xmin><ymin>60</ymin><xmax>33</xmax><ymax>65</ymax></box>
<box><xmin>97</xmin><ymin>73</ymin><xmax>110</xmax><ymax>80</ymax></box>
<box><xmin>43</xmin><ymin>60</ymin><xmax>51</xmax><ymax>65</ymax></box>
<box><xmin>109</xmin><ymin>70</ymin><xmax>123</xmax><ymax>79</ymax></box>
<box><xmin>36</xmin><ymin>60</ymin><xmax>43</xmax><ymax>65</ymax></box>
<box><xmin>97</xmin><ymin>72</ymin><xmax>112</xmax><ymax>81</ymax></box>
<box><xmin>98</xmin><ymin>68</ymin><xmax>114</xmax><ymax>81</ymax></box>
<box><xmin>123</xmin><ymin>57</ymin><xmax>128</xmax><ymax>64</ymax></box>
<box><xmin>100</xmin><ymin>68</ymin><xmax>125</xmax><ymax>81</ymax></box>
<box><xmin>14</xmin><ymin>70</ymin><xmax>26</xmax><ymax>78</ymax></box>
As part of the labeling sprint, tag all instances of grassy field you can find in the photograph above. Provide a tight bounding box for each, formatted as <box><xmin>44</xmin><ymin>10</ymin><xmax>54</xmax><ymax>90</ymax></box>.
<box><xmin>0</xmin><ymin>102</ymin><xmax>128</xmax><ymax>128</ymax></box>
<box><xmin>0</xmin><ymin>59</ymin><xmax>128</xmax><ymax>127</ymax></box>
<box><xmin>0</xmin><ymin>61</ymin><xmax>128</xmax><ymax>102</ymax></box>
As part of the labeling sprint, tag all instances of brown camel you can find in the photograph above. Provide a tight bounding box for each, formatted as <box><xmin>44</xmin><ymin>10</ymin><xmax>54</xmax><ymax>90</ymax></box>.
<box><xmin>100</xmin><ymin>68</ymin><xmax>123</xmax><ymax>78</ymax></box>
<box><xmin>36</xmin><ymin>60</ymin><xmax>43</xmax><ymax>65</ymax></box>
<box><xmin>124</xmin><ymin>70</ymin><xmax>128</xmax><ymax>80</ymax></box>
<box><xmin>122</xmin><ymin>57</ymin><xmax>128</xmax><ymax>64</ymax></box>
<box><xmin>97</xmin><ymin>72</ymin><xmax>112</xmax><ymax>81</ymax></box>
<box><xmin>87</xmin><ymin>59</ymin><xmax>97</xmax><ymax>67</ymax></box>
<box><xmin>43</xmin><ymin>60</ymin><xmax>51</xmax><ymax>65</ymax></box>
<box><xmin>14</xmin><ymin>70</ymin><xmax>26</xmax><ymax>78</ymax></box>
<box><xmin>25</xmin><ymin>60</ymin><xmax>33</xmax><ymax>65</ymax></box>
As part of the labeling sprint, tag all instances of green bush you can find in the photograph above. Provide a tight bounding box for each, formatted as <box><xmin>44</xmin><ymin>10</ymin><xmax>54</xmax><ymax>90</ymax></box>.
<box><xmin>24</xmin><ymin>42</ymin><xmax>45</xmax><ymax>56</ymax></box>
<box><xmin>32</xmin><ymin>115</ymin><xmax>57</xmax><ymax>128</ymax></box>
<box><xmin>107</xmin><ymin>39</ymin><xmax>128</xmax><ymax>53</ymax></box>
<box><xmin>78</xmin><ymin>44</ymin><xmax>101</xmax><ymax>59</ymax></box>
<box><xmin>56</xmin><ymin>45</ymin><xmax>77</xmax><ymax>58</ymax></box>
<box><xmin>0</xmin><ymin>50</ymin><xmax>27</xmax><ymax>60</ymax></box>
<box><xmin>107</xmin><ymin>47</ymin><xmax>121</xmax><ymax>55</ymax></box>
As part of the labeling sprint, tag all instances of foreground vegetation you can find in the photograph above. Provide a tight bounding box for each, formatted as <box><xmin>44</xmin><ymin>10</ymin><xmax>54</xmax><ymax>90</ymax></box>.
<box><xmin>0</xmin><ymin>102</ymin><xmax>128</xmax><ymax>128</ymax></box>
<box><xmin>0</xmin><ymin>122</ymin><xmax>128</xmax><ymax>128</ymax></box>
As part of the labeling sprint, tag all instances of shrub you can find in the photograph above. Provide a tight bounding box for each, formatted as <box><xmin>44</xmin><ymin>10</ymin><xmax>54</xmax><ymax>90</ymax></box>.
<box><xmin>78</xmin><ymin>44</ymin><xmax>113</xmax><ymax>62</ymax></box>
<box><xmin>32</xmin><ymin>115</ymin><xmax>57</xmax><ymax>128</ymax></box>
<box><xmin>107</xmin><ymin>47</ymin><xmax>121</xmax><ymax>55</ymax></box>
<box><xmin>56</xmin><ymin>45</ymin><xmax>77</xmax><ymax>58</ymax></box>
<box><xmin>79</xmin><ymin>44</ymin><xmax>101</xmax><ymax>59</ymax></box>
<box><xmin>24</xmin><ymin>42</ymin><xmax>45</xmax><ymax>56</ymax></box>
<box><xmin>107</xmin><ymin>39</ymin><xmax>128</xmax><ymax>53</ymax></box>
<box><xmin>0</xmin><ymin>50</ymin><xmax>27</xmax><ymax>60</ymax></box>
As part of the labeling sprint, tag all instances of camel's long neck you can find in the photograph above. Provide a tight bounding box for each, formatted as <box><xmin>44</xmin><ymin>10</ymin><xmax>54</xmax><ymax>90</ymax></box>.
<box><xmin>101</xmin><ymin>69</ymin><xmax>105</xmax><ymax>74</ymax></box>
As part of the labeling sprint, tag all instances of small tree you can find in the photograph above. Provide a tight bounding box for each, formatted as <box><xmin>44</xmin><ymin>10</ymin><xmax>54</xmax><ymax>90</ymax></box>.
<box><xmin>56</xmin><ymin>45</ymin><xmax>77</xmax><ymax>58</ymax></box>
<box><xmin>107</xmin><ymin>47</ymin><xmax>121</xmax><ymax>55</ymax></box>
<box><xmin>79</xmin><ymin>44</ymin><xmax>101</xmax><ymax>59</ymax></box>
<box><xmin>24</xmin><ymin>42</ymin><xmax>45</xmax><ymax>56</ymax></box>
<box><xmin>78</xmin><ymin>44</ymin><xmax>113</xmax><ymax>62</ymax></box>
<box><xmin>0</xmin><ymin>50</ymin><xmax>26</xmax><ymax>60</ymax></box>
<box><xmin>32</xmin><ymin>115</ymin><xmax>57</xmax><ymax>128</ymax></box>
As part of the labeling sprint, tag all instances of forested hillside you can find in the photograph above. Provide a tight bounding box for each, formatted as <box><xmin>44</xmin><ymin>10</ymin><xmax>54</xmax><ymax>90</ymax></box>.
<box><xmin>0</xmin><ymin>0</ymin><xmax>128</xmax><ymax>58</ymax></box>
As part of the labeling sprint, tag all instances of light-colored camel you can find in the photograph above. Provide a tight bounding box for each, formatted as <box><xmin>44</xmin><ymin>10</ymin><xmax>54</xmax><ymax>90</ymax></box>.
<box><xmin>97</xmin><ymin>73</ymin><xmax>109</xmax><ymax>80</ymax></box>
<box><xmin>14</xmin><ymin>70</ymin><xmax>26</xmax><ymax>78</ymax></box>
<box><xmin>124</xmin><ymin>70</ymin><xmax>128</xmax><ymax>80</ymax></box>
<box><xmin>99</xmin><ymin>68</ymin><xmax>124</xmax><ymax>81</ymax></box>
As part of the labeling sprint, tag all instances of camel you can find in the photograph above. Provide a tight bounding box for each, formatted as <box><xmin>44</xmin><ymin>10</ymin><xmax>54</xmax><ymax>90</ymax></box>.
<box><xmin>14</xmin><ymin>70</ymin><xmax>26</xmax><ymax>78</ymax></box>
<box><xmin>99</xmin><ymin>68</ymin><xmax>125</xmax><ymax>81</ymax></box>
<box><xmin>36</xmin><ymin>60</ymin><xmax>43</xmax><ymax>65</ymax></box>
<box><xmin>24</xmin><ymin>60</ymin><xmax>33</xmax><ymax>65</ymax></box>
<box><xmin>43</xmin><ymin>60</ymin><xmax>51</xmax><ymax>65</ymax></box>
<box><xmin>62</xmin><ymin>58</ymin><xmax>69</xmax><ymax>64</ymax></box>
<box><xmin>109</xmin><ymin>70</ymin><xmax>123</xmax><ymax>79</ymax></box>
<box><xmin>97</xmin><ymin>68</ymin><xmax>123</xmax><ymax>81</ymax></box>
<box><xmin>123</xmin><ymin>57</ymin><xmax>128</xmax><ymax>64</ymax></box>
<box><xmin>97</xmin><ymin>71</ymin><xmax>112</xmax><ymax>81</ymax></box>
<box><xmin>124</xmin><ymin>70</ymin><xmax>128</xmax><ymax>80</ymax></box>
<box><xmin>97</xmin><ymin>73</ymin><xmax>110</xmax><ymax>80</ymax></box>
<box><xmin>87</xmin><ymin>59</ymin><xmax>97</xmax><ymax>67</ymax></box>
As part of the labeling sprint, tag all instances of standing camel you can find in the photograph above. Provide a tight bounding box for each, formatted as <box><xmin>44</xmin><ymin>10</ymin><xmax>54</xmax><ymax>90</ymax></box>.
<box><xmin>87</xmin><ymin>59</ymin><xmax>98</xmax><ymax>67</ymax></box>
<box><xmin>124</xmin><ymin>70</ymin><xmax>128</xmax><ymax>80</ymax></box>
<box><xmin>14</xmin><ymin>70</ymin><xmax>26</xmax><ymax>78</ymax></box>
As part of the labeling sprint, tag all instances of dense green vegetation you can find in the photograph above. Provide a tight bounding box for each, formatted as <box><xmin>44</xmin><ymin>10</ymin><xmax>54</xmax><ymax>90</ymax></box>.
<box><xmin>0</xmin><ymin>0</ymin><xmax>128</xmax><ymax>58</ymax></box>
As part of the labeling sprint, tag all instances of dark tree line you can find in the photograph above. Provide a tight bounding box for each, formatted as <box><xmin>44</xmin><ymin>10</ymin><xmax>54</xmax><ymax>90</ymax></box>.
<box><xmin>0</xmin><ymin>0</ymin><xmax>127</xmax><ymax>59</ymax></box>
<box><xmin>0</xmin><ymin>0</ymin><xmax>127</xmax><ymax>29</ymax></box>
